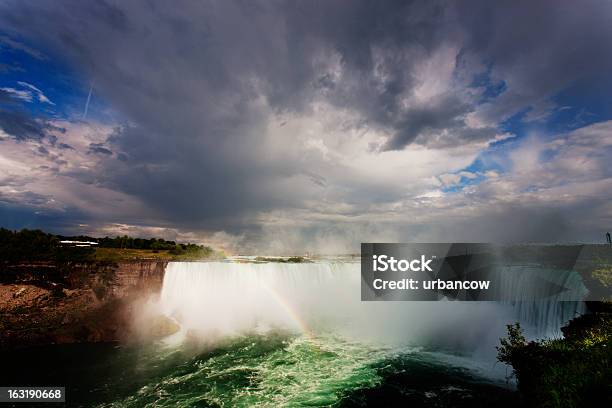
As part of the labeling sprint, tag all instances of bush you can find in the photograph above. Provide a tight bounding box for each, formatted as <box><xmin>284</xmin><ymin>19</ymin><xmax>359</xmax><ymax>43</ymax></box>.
<box><xmin>498</xmin><ymin>309</ymin><xmax>612</xmax><ymax>407</ymax></box>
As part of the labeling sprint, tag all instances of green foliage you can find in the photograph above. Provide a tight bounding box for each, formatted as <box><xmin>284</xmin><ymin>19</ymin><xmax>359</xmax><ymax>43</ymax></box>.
<box><xmin>496</xmin><ymin>323</ymin><xmax>527</xmax><ymax>366</ymax></box>
<box><xmin>169</xmin><ymin>243</ymin><xmax>214</xmax><ymax>259</ymax></box>
<box><xmin>593</xmin><ymin>266</ymin><xmax>612</xmax><ymax>289</ymax></box>
<box><xmin>498</xmin><ymin>309</ymin><xmax>612</xmax><ymax>407</ymax></box>
<box><xmin>95</xmin><ymin>235</ymin><xmax>179</xmax><ymax>250</ymax></box>
<box><xmin>0</xmin><ymin>228</ymin><xmax>94</xmax><ymax>263</ymax></box>
<box><xmin>0</xmin><ymin>228</ymin><xmax>216</xmax><ymax>264</ymax></box>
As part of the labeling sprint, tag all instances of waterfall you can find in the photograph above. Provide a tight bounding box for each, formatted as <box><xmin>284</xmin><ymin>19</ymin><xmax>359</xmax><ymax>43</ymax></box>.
<box><xmin>159</xmin><ymin>261</ymin><xmax>587</xmax><ymax>349</ymax></box>
<box><xmin>493</xmin><ymin>265</ymin><xmax>587</xmax><ymax>337</ymax></box>
<box><xmin>159</xmin><ymin>261</ymin><xmax>359</xmax><ymax>338</ymax></box>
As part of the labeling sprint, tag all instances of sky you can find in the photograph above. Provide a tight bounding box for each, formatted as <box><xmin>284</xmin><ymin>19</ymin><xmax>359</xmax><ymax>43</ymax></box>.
<box><xmin>0</xmin><ymin>0</ymin><xmax>611</xmax><ymax>254</ymax></box>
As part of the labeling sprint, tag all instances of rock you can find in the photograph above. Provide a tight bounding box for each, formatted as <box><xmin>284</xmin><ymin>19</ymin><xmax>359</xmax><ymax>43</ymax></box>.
<box><xmin>13</xmin><ymin>286</ymin><xmax>26</xmax><ymax>298</ymax></box>
<box><xmin>145</xmin><ymin>315</ymin><xmax>180</xmax><ymax>338</ymax></box>
<box><xmin>1</xmin><ymin>261</ymin><xmax>168</xmax><ymax>350</ymax></box>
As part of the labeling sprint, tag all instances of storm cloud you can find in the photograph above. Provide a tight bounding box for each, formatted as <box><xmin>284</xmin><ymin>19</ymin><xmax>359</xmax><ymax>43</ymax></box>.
<box><xmin>1</xmin><ymin>0</ymin><xmax>611</xmax><ymax>252</ymax></box>
<box><xmin>0</xmin><ymin>109</ymin><xmax>51</xmax><ymax>141</ymax></box>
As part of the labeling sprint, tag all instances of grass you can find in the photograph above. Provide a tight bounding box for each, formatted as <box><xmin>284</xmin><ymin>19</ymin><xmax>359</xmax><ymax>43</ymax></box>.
<box><xmin>93</xmin><ymin>248</ymin><xmax>176</xmax><ymax>262</ymax></box>
<box><xmin>92</xmin><ymin>248</ymin><xmax>221</xmax><ymax>262</ymax></box>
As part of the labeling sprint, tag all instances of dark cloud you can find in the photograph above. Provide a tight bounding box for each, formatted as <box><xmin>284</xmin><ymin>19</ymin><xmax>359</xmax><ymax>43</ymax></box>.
<box><xmin>456</xmin><ymin>0</ymin><xmax>612</xmax><ymax>123</ymax></box>
<box><xmin>2</xmin><ymin>1</ymin><xmax>462</xmax><ymax>153</ymax></box>
<box><xmin>384</xmin><ymin>94</ymin><xmax>472</xmax><ymax>150</ymax></box>
<box><xmin>0</xmin><ymin>89</ymin><xmax>17</xmax><ymax>104</ymax></box>
<box><xmin>0</xmin><ymin>201</ymin><xmax>91</xmax><ymax>234</ymax></box>
<box><xmin>1</xmin><ymin>0</ymin><xmax>611</xmax><ymax>245</ymax></box>
<box><xmin>0</xmin><ymin>109</ymin><xmax>49</xmax><ymax>140</ymax></box>
<box><xmin>87</xmin><ymin>142</ymin><xmax>112</xmax><ymax>156</ymax></box>
<box><xmin>0</xmin><ymin>34</ymin><xmax>47</xmax><ymax>60</ymax></box>
<box><xmin>57</xmin><ymin>142</ymin><xmax>73</xmax><ymax>150</ymax></box>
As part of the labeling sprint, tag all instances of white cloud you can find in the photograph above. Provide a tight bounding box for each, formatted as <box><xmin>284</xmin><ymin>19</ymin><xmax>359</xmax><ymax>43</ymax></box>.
<box><xmin>0</xmin><ymin>86</ymin><xmax>33</xmax><ymax>102</ymax></box>
<box><xmin>17</xmin><ymin>81</ymin><xmax>55</xmax><ymax>105</ymax></box>
<box><xmin>1</xmin><ymin>82</ymin><xmax>55</xmax><ymax>105</ymax></box>
<box><xmin>459</xmin><ymin>171</ymin><xmax>478</xmax><ymax>179</ymax></box>
<box><xmin>416</xmin><ymin>190</ymin><xmax>444</xmax><ymax>199</ymax></box>
<box><xmin>2</xmin><ymin>1</ymin><xmax>612</xmax><ymax>251</ymax></box>
<box><xmin>438</xmin><ymin>173</ymin><xmax>462</xmax><ymax>186</ymax></box>
<box><xmin>247</xmin><ymin>121</ymin><xmax>612</xmax><ymax>252</ymax></box>
<box><xmin>0</xmin><ymin>120</ymin><xmax>150</xmax><ymax>221</ymax></box>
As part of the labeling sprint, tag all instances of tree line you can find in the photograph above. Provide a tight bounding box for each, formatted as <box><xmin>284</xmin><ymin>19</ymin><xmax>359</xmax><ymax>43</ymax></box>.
<box><xmin>0</xmin><ymin>228</ymin><xmax>213</xmax><ymax>262</ymax></box>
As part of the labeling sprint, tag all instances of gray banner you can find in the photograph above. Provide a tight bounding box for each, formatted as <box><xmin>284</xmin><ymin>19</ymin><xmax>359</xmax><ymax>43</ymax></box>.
<box><xmin>361</xmin><ymin>243</ymin><xmax>612</xmax><ymax>301</ymax></box>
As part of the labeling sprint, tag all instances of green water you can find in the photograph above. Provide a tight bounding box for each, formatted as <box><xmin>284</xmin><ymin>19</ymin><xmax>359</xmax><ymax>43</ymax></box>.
<box><xmin>2</xmin><ymin>331</ymin><xmax>519</xmax><ymax>407</ymax></box>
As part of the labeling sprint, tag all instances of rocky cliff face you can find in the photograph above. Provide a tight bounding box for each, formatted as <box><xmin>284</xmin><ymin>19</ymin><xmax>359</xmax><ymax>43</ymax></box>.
<box><xmin>0</xmin><ymin>261</ymin><xmax>170</xmax><ymax>350</ymax></box>
<box><xmin>107</xmin><ymin>261</ymin><xmax>167</xmax><ymax>297</ymax></box>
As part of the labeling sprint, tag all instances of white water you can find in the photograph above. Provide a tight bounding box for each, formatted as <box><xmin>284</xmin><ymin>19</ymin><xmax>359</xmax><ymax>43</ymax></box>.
<box><xmin>159</xmin><ymin>261</ymin><xmax>585</xmax><ymax>355</ymax></box>
<box><xmin>495</xmin><ymin>265</ymin><xmax>587</xmax><ymax>334</ymax></box>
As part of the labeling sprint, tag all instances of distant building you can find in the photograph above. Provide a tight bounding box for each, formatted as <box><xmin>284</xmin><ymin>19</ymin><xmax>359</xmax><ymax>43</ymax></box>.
<box><xmin>59</xmin><ymin>240</ymin><xmax>99</xmax><ymax>247</ymax></box>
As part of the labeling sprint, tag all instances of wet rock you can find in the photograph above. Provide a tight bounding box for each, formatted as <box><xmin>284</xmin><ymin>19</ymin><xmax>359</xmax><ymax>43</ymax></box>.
<box><xmin>145</xmin><ymin>315</ymin><xmax>180</xmax><ymax>338</ymax></box>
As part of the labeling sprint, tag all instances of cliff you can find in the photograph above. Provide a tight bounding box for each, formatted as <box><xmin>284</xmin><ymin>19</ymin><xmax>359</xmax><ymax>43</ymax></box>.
<box><xmin>0</xmin><ymin>260</ymin><xmax>169</xmax><ymax>350</ymax></box>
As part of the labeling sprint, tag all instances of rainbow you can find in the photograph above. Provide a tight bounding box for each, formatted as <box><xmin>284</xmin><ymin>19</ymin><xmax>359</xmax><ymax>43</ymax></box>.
<box><xmin>260</xmin><ymin>282</ymin><xmax>317</xmax><ymax>342</ymax></box>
